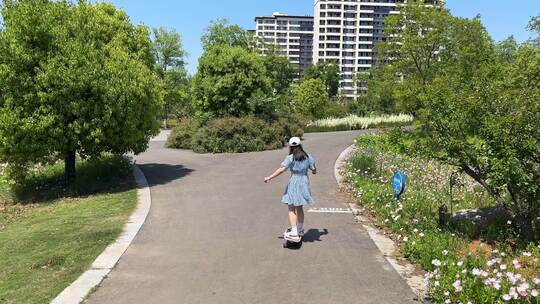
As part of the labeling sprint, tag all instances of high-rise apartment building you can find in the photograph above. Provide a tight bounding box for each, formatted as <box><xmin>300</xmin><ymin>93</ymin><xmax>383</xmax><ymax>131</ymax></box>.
<box><xmin>254</xmin><ymin>12</ymin><xmax>314</xmax><ymax>73</ymax></box>
<box><xmin>313</xmin><ymin>0</ymin><xmax>404</xmax><ymax>98</ymax></box>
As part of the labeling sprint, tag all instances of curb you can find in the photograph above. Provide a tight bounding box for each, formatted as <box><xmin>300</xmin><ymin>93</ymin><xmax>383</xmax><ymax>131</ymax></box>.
<box><xmin>51</xmin><ymin>165</ymin><xmax>152</xmax><ymax>304</ymax></box>
<box><xmin>334</xmin><ymin>143</ymin><xmax>427</xmax><ymax>299</ymax></box>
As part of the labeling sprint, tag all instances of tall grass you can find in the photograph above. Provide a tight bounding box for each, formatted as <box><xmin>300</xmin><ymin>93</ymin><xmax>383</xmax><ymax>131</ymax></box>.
<box><xmin>306</xmin><ymin>114</ymin><xmax>413</xmax><ymax>133</ymax></box>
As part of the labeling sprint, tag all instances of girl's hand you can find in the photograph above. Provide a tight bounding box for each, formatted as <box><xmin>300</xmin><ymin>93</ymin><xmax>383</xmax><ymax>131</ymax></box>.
<box><xmin>264</xmin><ymin>176</ymin><xmax>271</xmax><ymax>183</ymax></box>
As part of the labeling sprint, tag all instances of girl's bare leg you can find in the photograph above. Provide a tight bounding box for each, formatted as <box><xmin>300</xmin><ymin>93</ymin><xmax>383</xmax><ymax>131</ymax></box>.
<box><xmin>296</xmin><ymin>206</ymin><xmax>304</xmax><ymax>224</ymax></box>
<box><xmin>288</xmin><ymin>205</ymin><xmax>297</xmax><ymax>229</ymax></box>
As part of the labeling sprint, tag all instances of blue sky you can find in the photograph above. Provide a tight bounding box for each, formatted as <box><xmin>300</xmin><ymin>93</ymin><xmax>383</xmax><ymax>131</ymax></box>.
<box><xmin>104</xmin><ymin>1</ymin><xmax>540</xmax><ymax>74</ymax></box>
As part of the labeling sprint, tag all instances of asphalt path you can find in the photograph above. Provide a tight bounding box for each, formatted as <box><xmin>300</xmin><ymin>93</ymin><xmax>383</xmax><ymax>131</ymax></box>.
<box><xmin>87</xmin><ymin>130</ymin><xmax>418</xmax><ymax>304</ymax></box>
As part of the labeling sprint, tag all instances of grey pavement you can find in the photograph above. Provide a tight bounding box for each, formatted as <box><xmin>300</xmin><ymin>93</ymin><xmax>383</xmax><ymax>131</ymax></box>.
<box><xmin>87</xmin><ymin>130</ymin><xmax>418</xmax><ymax>304</ymax></box>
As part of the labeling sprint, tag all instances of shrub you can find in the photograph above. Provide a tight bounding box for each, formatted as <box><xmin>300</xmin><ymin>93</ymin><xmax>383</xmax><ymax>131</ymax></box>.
<box><xmin>345</xmin><ymin>133</ymin><xmax>540</xmax><ymax>304</ymax></box>
<box><xmin>4</xmin><ymin>154</ymin><xmax>132</xmax><ymax>203</ymax></box>
<box><xmin>166</xmin><ymin>118</ymin><xmax>201</xmax><ymax>149</ymax></box>
<box><xmin>189</xmin><ymin>116</ymin><xmax>303</xmax><ymax>153</ymax></box>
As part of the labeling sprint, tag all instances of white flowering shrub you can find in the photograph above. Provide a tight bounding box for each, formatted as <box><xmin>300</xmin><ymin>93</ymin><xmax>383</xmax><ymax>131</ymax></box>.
<box><xmin>345</xmin><ymin>133</ymin><xmax>540</xmax><ymax>304</ymax></box>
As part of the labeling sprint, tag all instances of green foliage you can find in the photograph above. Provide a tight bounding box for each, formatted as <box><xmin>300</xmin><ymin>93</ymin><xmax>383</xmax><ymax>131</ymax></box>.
<box><xmin>201</xmin><ymin>19</ymin><xmax>252</xmax><ymax>51</ymax></box>
<box><xmin>371</xmin><ymin>4</ymin><xmax>540</xmax><ymax>242</ymax></box>
<box><xmin>346</xmin><ymin>133</ymin><xmax>540</xmax><ymax>303</ymax></box>
<box><xmin>303</xmin><ymin>61</ymin><xmax>340</xmax><ymax>97</ymax></box>
<box><xmin>261</xmin><ymin>52</ymin><xmax>296</xmax><ymax>95</ymax></box>
<box><xmin>167</xmin><ymin>116</ymin><xmax>304</xmax><ymax>154</ymax></box>
<box><xmin>355</xmin><ymin>69</ymin><xmax>398</xmax><ymax>115</ymax></box>
<box><xmin>321</xmin><ymin>101</ymin><xmax>348</xmax><ymax>118</ymax></box>
<box><xmin>190</xmin><ymin>117</ymin><xmax>303</xmax><ymax>153</ymax></box>
<box><xmin>151</xmin><ymin>27</ymin><xmax>190</xmax><ymax>122</ymax></box>
<box><xmin>374</xmin><ymin>0</ymin><xmax>452</xmax><ymax>113</ymax></box>
<box><xmin>291</xmin><ymin>79</ymin><xmax>329</xmax><ymax>119</ymax></box>
<box><xmin>348</xmin><ymin>153</ymin><xmax>376</xmax><ymax>177</ymax></box>
<box><xmin>165</xmin><ymin>118</ymin><xmax>201</xmax><ymax>149</ymax></box>
<box><xmin>496</xmin><ymin>35</ymin><xmax>519</xmax><ymax>63</ymax></box>
<box><xmin>0</xmin><ymin>0</ymin><xmax>162</xmax><ymax>181</ymax></box>
<box><xmin>192</xmin><ymin>46</ymin><xmax>271</xmax><ymax>119</ymax></box>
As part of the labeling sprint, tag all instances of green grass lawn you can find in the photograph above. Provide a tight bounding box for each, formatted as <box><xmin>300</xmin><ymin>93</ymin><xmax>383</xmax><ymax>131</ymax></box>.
<box><xmin>0</xmin><ymin>155</ymin><xmax>137</xmax><ymax>304</ymax></box>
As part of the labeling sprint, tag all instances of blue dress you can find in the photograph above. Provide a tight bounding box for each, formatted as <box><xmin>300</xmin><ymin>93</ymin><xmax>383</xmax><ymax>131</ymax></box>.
<box><xmin>281</xmin><ymin>154</ymin><xmax>316</xmax><ymax>206</ymax></box>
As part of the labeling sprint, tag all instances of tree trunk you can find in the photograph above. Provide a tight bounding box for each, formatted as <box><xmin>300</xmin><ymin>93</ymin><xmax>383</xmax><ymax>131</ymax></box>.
<box><xmin>516</xmin><ymin>214</ymin><xmax>535</xmax><ymax>243</ymax></box>
<box><xmin>64</xmin><ymin>150</ymin><xmax>76</xmax><ymax>184</ymax></box>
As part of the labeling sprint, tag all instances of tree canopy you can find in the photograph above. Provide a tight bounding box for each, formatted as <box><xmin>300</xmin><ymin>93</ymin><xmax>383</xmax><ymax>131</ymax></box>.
<box><xmin>151</xmin><ymin>27</ymin><xmax>190</xmax><ymax>123</ymax></box>
<box><xmin>201</xmin><ymin>19</ymin><xmax>252</xmax><ymax>51</ymax></box>
<box><xmin>192</xmin><ymin>46</ymin><xmax>271</xmax><ymax>119</ymax></box>
<box><xmin>291</xmin><ymin>79</ymin><xmax>329</xmax><ymax>119</ymax></box>
<box><xmin>374</xmin><ymin>3</ymin><xmax>540</xmax><ymax>241</ymax></box>
<box><xmin>0</xmin><ymin>0</ymin><xmax>162</xmax><ymax>182</ymax></box>
<box><xmin>303</xmin><ymin>61</ymin><xmax>340</xmax><ymax>98</ymax></box>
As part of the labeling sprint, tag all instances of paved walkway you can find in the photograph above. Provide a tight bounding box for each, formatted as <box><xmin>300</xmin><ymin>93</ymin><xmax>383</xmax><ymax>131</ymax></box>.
<box><xmin>87</xmin><ymin>130</ymin><xmax>418</xmax><ymax>304</ymax></box>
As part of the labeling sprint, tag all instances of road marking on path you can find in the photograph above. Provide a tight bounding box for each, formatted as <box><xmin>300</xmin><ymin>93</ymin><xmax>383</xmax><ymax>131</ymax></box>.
<box><xmin>308</xmin><ymin>207</ymin><xmax>353</xmax><ymax>214</ymax></box>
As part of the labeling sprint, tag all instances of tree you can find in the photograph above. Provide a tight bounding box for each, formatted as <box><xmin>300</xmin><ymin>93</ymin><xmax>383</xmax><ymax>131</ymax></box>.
<box><xmin>291</xmin><ymin>79</ymin><xmax>329</xmax><ymax>119</ymax></box>
<box><xmin>303</xmin><ymin>61</ymin><xmax>340</xmax><ymax>97</ymax></box>
<box><xmin>262</xmin><ymin>50</ymin><xmax>296</xmax><ymax>95</ymax></box>
<box><xmin>528</xmin><ymin>14</ymin><xmax>540</xmax><ymax>47</ymax></box>
<box><xmin>385</xmin><ymin>7</ymin><xmax>540</xmax><ymax>241</ymax></box>
<box><xmin>355</xmin><ymin>68</ymin><xmax>398</xmax><ymax>115</ymax></box>
<box><xmin>192</xmin><ymin>46</ymin><xmax>271</xmax><ymax>119</ymax></box>
<box><xmin>496</xmin><ymin>35</ymin><xmax>519</xmax><ymax>63</ymax></box>
<box><xmin>151</xmin><ymin>27</ymin><xmax>189</xmax><ymax>126</ymax></box>
<box><xmin>0</xmin><ymin>0</ymin><xmax>162</xmax><ymax>183</ymax></box>
<box><xmin>201</xmin><ymin>19</ymin><xmax>251</xmax><ymax>51</ymax></box>
<box><xmin>374</xmin><ymin>0</ymin><xmax>452</xmax><ymax>113</ymax></box>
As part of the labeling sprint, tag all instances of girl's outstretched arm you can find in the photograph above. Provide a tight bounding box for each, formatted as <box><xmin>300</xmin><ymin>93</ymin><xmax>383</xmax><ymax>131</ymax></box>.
<box><xmin>264</xmin><ymin>167</ymin><xmax>287</xmax><ymax>183</ymax></box>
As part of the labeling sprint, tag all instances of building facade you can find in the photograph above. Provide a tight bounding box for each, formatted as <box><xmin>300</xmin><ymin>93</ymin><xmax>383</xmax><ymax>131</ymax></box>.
<box><xmin>313</xmin><ymin>0</ymin><xmax>404</xmax><ymax>98</ymax></box>
<box><xmin>254</xmin><ymin>12</ymin><xmax>314</xmax><ymax>73</ymax></box>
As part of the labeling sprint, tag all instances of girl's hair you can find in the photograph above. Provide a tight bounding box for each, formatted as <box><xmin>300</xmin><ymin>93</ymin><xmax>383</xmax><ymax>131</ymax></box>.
<box><xmin>289</xmin><ymin>145</ymin><xmax>308</xmax><ymax>162</ymax></box>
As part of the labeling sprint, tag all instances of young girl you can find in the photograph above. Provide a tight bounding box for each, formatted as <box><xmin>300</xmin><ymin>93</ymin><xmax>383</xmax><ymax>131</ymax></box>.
<box><xmin>264</xmin><ymin>137</ymin><xmax>316</xmax><ymax>242</ymax></box>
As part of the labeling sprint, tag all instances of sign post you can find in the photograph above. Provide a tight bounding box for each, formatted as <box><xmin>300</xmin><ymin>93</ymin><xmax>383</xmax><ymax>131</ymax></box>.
<box><xmin>392</xmin><ymin>171</ymin><xmax>406</xmax><ymax>200</ymax></box>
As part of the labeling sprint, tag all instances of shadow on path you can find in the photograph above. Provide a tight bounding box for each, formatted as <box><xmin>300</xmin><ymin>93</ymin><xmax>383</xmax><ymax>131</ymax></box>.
<box><xmin>302</xmin><ymin>228</ymin><xmax>329</xmax><ymax>242</ymax></box>
<box><xmin>137</xmin><ymin>163</ymin><xmax>194</xmax><ymax>187</ymax></box>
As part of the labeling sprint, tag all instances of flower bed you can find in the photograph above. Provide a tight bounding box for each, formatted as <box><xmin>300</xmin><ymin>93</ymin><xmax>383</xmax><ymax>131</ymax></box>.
<box><xmin>305</xmin><ymin>114</ymin><xmax>413</xmax><ymax>133</ymax></box>
<box><xmin>344</xmin><ymin>133</ymin><xmax>540</xmax><ymax>304</ymax></box>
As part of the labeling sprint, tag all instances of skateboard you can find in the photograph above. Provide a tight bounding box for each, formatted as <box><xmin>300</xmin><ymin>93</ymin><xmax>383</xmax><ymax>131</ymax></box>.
<box><xmin>283</xmin><ymin>228</ymin><xmax>302</xmax><ymax>249</ymax></box>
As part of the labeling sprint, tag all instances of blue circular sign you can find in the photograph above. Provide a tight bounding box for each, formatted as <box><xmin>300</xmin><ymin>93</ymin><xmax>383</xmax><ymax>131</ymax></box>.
<box><xmin>392</xmin><ymin>172</ymin><xmax>406</xmax><ymax>200</ymax></box>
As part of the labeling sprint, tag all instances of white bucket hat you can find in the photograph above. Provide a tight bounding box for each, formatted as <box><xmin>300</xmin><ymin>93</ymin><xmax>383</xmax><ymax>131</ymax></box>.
<box><xmin>288</xmin><ymin>137</ymin><xmax>301</xmax><ymax>147</ymax></box>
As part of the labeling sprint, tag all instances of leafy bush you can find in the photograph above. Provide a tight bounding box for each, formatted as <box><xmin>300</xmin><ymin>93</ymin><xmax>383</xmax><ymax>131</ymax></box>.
<box><xmin>2</xmin><ymin>154</ymin><xmax>132</xmax><ymax>203</ymax></box>
<box><xmin>166</xmin><ymin>118</ymin><xmax>201</xmax><ymax>149</ymax></box>
<box><xmin>345</xmin><ymin>133</ymin><xmax>540</xmax><ymax>304</ymax></box>
<box><xmin>321</xmin><ymin>101</ymin><xmax>348</xmax><ymax>118</ymax></box>
<box><xmin>168</xmin><ymin>116</ymin><xmax>303</xmax><ymax>154</ymax></box>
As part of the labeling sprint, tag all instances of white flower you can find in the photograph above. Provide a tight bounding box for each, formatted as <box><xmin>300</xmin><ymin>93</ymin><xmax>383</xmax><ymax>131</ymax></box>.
<box><xmin>532</xmin><ymin>289</ymin><xmax>539</xmax><ymax>297</ymax></box>
<box><xmin>432</xmin><ymin>259</ymin><xmax>442</xmax><ymax>267</ymax></box>
<box><xmin>523</xmin><ymin>251</ymin><xmax>532</xmax><ymax>257</ymax></box>
<box><xmin>507</xmin><ymin>220</ymin><xmax>512</xmax><ymax>225</ymax></box>
<box><xmin>502</xmin><ymin>294</ymin><xmax>511</xmax><ymax>301</ymax></box>
<box><xmin>442</xmin><ymin>250</ymin><xmax>448</xmax><ymax>256</ymax></box>
<box><xmin>453</xmin><ymin>279</ymin><xmax>462</xmax><ymax>292</ymax></box>
<box><xmin>457</xmin><ymin>261</ymin><xmax>463</xmax><ymax>267</ymax></box>
<box><xmin>500</xmin><ymin>264</ymin><xmax>507</xmax><ymax>270</ymax></box>
<box><xmin>419</xmin><ymin>232</ymin><xmax>425</xmax><ymax>237</ymax></box>
<box><xmin>533</xmin><ymin>278</ymin><xmax>540</xmax><ymax>284</ymax></box>
<box><xmin>444</xmin><ymin>291</ymin><xmax>450</xmax><ymax>296</ymax></box>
